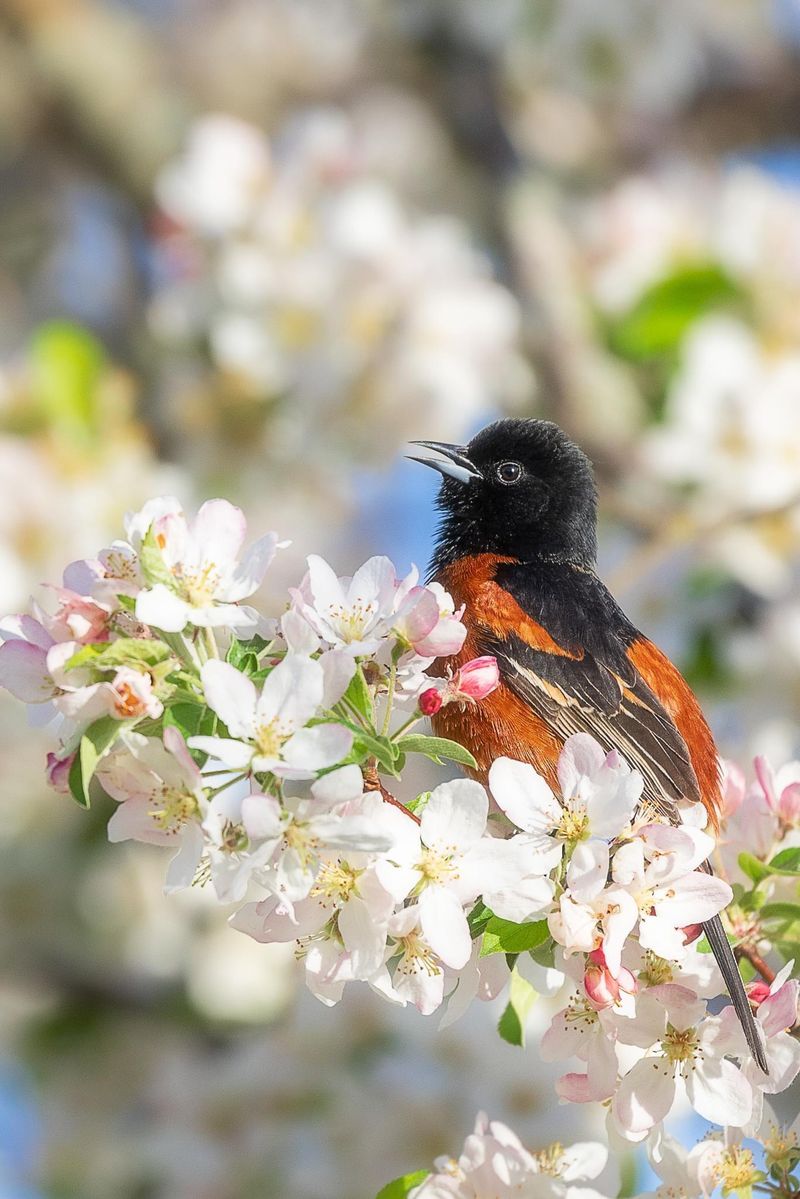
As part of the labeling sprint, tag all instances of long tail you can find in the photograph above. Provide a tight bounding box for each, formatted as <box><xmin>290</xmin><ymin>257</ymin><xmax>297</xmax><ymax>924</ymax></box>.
<box><xmin>702</xmin><ymin>912</ymin><xmax>768</xmax><ymax>1073</ymax></box>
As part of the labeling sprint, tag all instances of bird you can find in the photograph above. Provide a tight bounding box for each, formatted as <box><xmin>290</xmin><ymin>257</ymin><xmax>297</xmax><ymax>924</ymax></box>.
<box><xmin>408</xmin><ymin>416</ymin><xmax>768</xmax><ymax>1073</ymax></box>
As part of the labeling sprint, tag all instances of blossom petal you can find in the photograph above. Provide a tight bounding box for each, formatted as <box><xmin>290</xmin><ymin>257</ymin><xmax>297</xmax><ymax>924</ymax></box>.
<box><xmin>419</xmin><ymin>884</ymin><xmax>471</xmax><ymax>969</ymax></box>
<box><xmin>420</xmin><ymin>779</ymin><xmax>488</xmax><ymax>853</ymax></box>
<box><xmin>256</xmin><ymin>654</ymin><xmax>323</xmax><ymax>728</ymax></box>
<box><xmin>226</xmin><ymin>531</ymin><xmax>279</xmax><ymax>601</ymax></box>
<box><xmin>164</xmin><ymin>822</ymin><xmax>205</xmax><ymax>892</ymax></box>
<box><xmin>558</xmin><ymin>734</ymin><xmax>607</xmax><ymax>797</ymax></box>
<box><xmin>489</xmin><ymin>757</ymin><xmax>560</xmax><ymax>834</ymax></box>
<box><xmin>686</xmin><ymin>1057</ymin><xmax>752</xmax><ymax>1127</ymax></box>
<box><xmin>0</xmin><ymin>640</ymin><xmax>54</xmax><ymax>702</ymax></box>
<box><xmin>135</xmin><ymin>585</ymin><xmax>191</xmax><ymax>632</ymax></box>
<box><xmin>191</xmin><ymin>498</ymin><xmax>247</xmax><ymax>571</ymax></box>
<box><xmin>568</xmin><ymin>839</ymin><xmax>609</xmax><ymax>903</ymax></box>
<box><xmin>281</xmin><ymin>723</ymin><xmax>353</xmax><ymax>772</ymax></box>
<box><xmin>188</xmin><ymin>736</ymin><xmax>254</xmax><ymax>769</ymax></box>
<box><xmin>613</xmin><ymin>1057</ymin><xmax>676</xmax><ymax>1136</ymax></box>
<box><xmin>200</xmin><ymin>660</ymin><xmax>257</xmax><ymax>738</ymax></box>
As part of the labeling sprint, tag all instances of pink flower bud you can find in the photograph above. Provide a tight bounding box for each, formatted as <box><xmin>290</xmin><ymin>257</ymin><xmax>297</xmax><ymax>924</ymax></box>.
<box><xmin>46</xmin><ymin>750</ymin><xmax>75</xmax><ymax>794</ymax></box>
<box><xmin>419</xmin><ymin>687</ymin><xmax>443</xmax><ymax>716</ymax></box>
<box><xmin>451</xmin><ymin>656</ymin><xmax>500</xmax><ymax>702</ymax></box>
<box><xmin>681</xmin><ymin>923</ymin><xmax>704</xmax><ymax>945</ymax></box>
<box><xmin>747</xmin><ymin>981</ymin><xmax>771</xmax><ymax>1008</ymax></box>
<box><xmin>583</xmin><ymin>948</ymin><xmax>637</xmax><ymax>1010</ymax></box>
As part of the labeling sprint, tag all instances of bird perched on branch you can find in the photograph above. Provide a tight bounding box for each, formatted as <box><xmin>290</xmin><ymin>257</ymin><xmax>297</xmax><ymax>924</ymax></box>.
<box><xmin>409</xmin><ymin>417</ymin><xmax>768</xmax><ymax>1073</ymax></box>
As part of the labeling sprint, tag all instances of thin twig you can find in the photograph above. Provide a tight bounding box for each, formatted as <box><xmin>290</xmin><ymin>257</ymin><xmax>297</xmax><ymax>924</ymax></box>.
<box><xmin>734</xmin><ymin>944</ymin><xmax>776</xmax><ymax>985</ymax></box>
<box><xmin>363</xmin><ymin>765</ymin><xmax>420</xmax><ymax>825</ymax></box>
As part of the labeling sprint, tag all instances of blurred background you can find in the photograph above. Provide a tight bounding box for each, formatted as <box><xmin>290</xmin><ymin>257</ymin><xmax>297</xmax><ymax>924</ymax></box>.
<box><xmin>1</xmin><ymin>1</ymin><xmax>800</xmax><ymax>1195</ymax></box>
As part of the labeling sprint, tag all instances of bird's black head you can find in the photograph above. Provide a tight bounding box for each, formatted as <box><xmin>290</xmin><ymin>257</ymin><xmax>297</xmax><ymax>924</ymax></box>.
<box><xmin>410</xmin><ymin>418</ymin><xmax>598</xmax><ymax>573</ymax></box>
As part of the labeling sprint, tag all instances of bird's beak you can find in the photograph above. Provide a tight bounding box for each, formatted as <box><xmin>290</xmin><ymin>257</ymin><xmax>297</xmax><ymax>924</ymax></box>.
<box><xmin>406</xmin><ymin>441</ymin><xmax>481</xmax><ymax>484</ymax></box>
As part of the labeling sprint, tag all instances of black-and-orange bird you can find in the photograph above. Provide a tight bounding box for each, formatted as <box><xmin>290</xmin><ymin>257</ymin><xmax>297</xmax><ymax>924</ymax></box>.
<box><xmin>409</xmin><ymin>416</ymin><xmax>768</xmax><ymax>1072</ymax></box>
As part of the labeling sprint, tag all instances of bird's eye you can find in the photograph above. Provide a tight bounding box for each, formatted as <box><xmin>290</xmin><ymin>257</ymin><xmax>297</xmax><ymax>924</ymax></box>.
<box><xmin>496</xmin><ymin>461</ymin><xmax>523</xmax><ymax>485</ymax></box>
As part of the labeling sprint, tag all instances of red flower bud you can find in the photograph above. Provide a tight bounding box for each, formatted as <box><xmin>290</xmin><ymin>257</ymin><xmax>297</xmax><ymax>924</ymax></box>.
<box><xmin>747</xmin><ymin>981</ymin><xmax>771</xmax><ymax>1008</ymax></box>
<box><xmin>680</xmin><ymin>923</ymin><xmax>704</xmax><ymax>945</ymax></box>
<box><xmin>418</xmin><ymin>687</ymin><xmax>443</xmax><ymax>716</ymax></box>
<box><xmin>46</xmin><ymin>750</ymin><xmax>75</xmax><ymax>795</ymax></box>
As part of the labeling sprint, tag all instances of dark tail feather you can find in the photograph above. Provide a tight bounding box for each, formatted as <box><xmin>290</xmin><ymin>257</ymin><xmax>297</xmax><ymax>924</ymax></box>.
<box><xmin>703</xmin><ymin>913</ymin><xmax>768</xmax><ymax>1074</ymax></box>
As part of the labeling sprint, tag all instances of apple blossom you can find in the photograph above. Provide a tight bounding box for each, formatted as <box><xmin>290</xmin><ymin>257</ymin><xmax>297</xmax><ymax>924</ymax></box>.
<box><xmin>188</xmin><ymin>656</ymin><xmax>352</xmax><ymax>779</ymax></box>
<box><xmin>133</xmin><ymin>497</ymin><xmax>281</xmax><ymax>632</ymax></box>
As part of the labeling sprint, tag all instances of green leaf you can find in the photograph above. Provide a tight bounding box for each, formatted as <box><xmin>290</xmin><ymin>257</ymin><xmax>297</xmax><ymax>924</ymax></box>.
<box><xmin>67</xmin><ymin>716</ymin><xmax>120</xmax><ymax>808</ymax></box>
<box><xmin>375</xmin><ymin>1171</ymin><xmax>430</xmax><ymax>1199</ymax></box>
<box><xmin>467</xmin><ymin>900</ymin><xmax>493</xmax><ymax>940</ymax></box>
<box><xmin>497</xmin><ymin>967</ymin><xmax>536</xmax><ymax>1047</ymax></box>
<box><xmin>163</xmin><ymin>702</ymin><xmax>215</xmax><ymax>739</ymax></box>
<box><xmin>351</xmin><ymin>729</ymin><xmax>400</xmax><ymax>775</ymax></box>
<box><xmin>769</xmin><ymin>848</ymin><xmax>800</xmax><ymax>874</ymax></box>
<box><xmin>226</xmin><ymin>635</ymin><xmax>269</xmax><ymax>674</ymax></box>
<box><xmin>760</xmin><ymin>902</ymin><xmax>800</xmax><ymax>924</ymax></box>
<box><xmin>527</xmin><ymin>937</ymin><xmax>556</xmax><ymax>969</ymax></box>
<box><xmin>65</xmin><ymin>638</ymin><xmax>174</xmax><ymax>674</ymax></box>
<box><xmin>739</xmin><ymin>850</ymin><xmax>800</xmax><ymax>884</ymax></box>
<box><xmin>139</xmin><ymin>523</ymin><xmax>175</xmax><ymax>589</ymax></box>
<box><xmin>480</xmin><ymin>917</ymin><xmax>550</xmax><ymax>957</ymax></box>
<box><xmin>343</xmin><ymin>666</ymin><xmax>373</xmax><ymax>721</ymax></box>
<box><xmin>608</xmin><ymin>263</ymin><xmax>742</xmax><ymax>360</ymax></box>
<box><xmin>396</xmin><ymin>734</ymin><xmax>477</xmax><ymax>769</ymax></box>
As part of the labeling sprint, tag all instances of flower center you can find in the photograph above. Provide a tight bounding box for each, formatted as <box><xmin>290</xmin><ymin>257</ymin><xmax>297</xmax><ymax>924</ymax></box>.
<box><xmin>310</xmin><ymin>861</ymin><xmax>360</xmax><ymax>905</ymax></box>
<box><xmin>151</xmin><ymin>786</ymin><xmax>199</xmax><ymax>831</ymax></box>
<box><xmin>254</xmin><ymin>719</ymin><xmax>289</xmax><ymax>759</ymax></box>
<box><xmin>112</xmin><ymin>678</ymin><xmax>151</xmax><ymax>717</ymax></box>
<box><xmin>534</xmin><ymin>1143</ymin><xmax>565</xmax><ymax>1177</ymax></box>
<box><xmin>177</xmin><ymin>563</ymin><xmax>221</xmax><ymax>607</ymax></box>
<box><xmin>327</xmin><ymin>598</ymin><xmax>376</xmax><ymax>641</ymax></box>
<box><xmin>718</xmin><ymin>1146</ymin><xmax>758</xmax><ymax>1192</ymax></box>
<box><xmin>662</xmin><ymin>1024</ymin><xmax>699</xmax><ymax>1064</ymax></box>
<box><xmin>283</xmin><ymin>820</ymin><xmax>320</xmax><ymax>869</ymax></box>
<box><xmin>396</xmin><ymin>931</ymin><xmax>440</xmax><ymax>977</ymax></box>
<box><xmin>564</xmin><ymin>995</ymin><xmax>600</xmax><ymax>1031</ymax></box>
<box><xmin>640</xmin><ymin>951</ymin><xmax>674</xmax><ymax>987</ymax></box>
<box><xmin>418</xmin><ymin>844</ymin><xmax>458</xmax><ymax>885</ymax></box>
<box><xmin>219</xmin><ymin>819</ymin><xmax>249</xmax><ymax>853</ymax></box>
<box><xmin>557</xmin><ymin>803</ymin><xmax>589</xmax><ymax>841</ymax></box>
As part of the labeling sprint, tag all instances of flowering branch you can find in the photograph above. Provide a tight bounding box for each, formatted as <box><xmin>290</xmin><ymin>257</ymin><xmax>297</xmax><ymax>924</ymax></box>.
<box><xmin>1</xmin><ymin>493</ymin><xmax>799</xmax><ymax>1198</ymax></box>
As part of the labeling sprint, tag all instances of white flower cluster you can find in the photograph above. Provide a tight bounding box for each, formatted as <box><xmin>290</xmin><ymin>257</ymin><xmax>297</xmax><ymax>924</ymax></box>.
<box><xmin>150</xmin><ymin>111</ymin><xmax>530</xmax><ymax>439</ymax></box>
<box><xmin>0</xmin><ymin>495</ymin><xmax>798</xmax><ymax>1153</ymax></box>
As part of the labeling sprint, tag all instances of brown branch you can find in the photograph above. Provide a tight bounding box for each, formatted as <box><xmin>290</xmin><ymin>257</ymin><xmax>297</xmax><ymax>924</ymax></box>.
<box><xmin>734</xmin><ymin>944</ymin><xmax>776</xmax><ymax>985</ymax></box>
<box><xmin>363</xmin><ymin>765</ymin><xmax>421</xmax><ymax>825</ymax></box>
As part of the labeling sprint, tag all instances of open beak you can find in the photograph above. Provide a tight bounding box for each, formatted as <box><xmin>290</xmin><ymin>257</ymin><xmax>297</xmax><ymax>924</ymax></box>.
<box><xmin>406</xmin><ymin>440</ymin><xmax>481</xmax><ymax>484</ymax></box>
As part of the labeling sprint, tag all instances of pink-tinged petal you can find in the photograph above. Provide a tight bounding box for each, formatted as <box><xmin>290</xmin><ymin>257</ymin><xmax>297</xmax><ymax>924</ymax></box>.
<box><xmin>754</xmin><ymin>754</ymin><xmax>777</xmax><ymax>809</ymax></box>
<box><xmin>0</xmin><ymin>614</ymin><xmax>54</xmax><ymax>650</ymax></box>
<box><xmin>338</xmin><ymin>897</ymin><xmax>388</xmax><ymax>979</ymax></box>
<box><xmin>488</xmin><ymin>757</ymin><xmax>560</xmax><ymax>834</ymax></box>
<box><xmin>420</xmin><ymin>779</ymin><xmax>488</xmax><ymax>852</ymax></box>
<box><xmin>613</xmin><ymin>1057</ymin><xmax>676</xmax><ymax>1135</ymax></box>
<box><xmin>124</xmin><ymin>495</ymin><xmax>183</xmax><ymax>548</ymax></box>
<box><xmin>107</xmin><ymin>798</ymin><xmax>174</xmax><ymax>846</ymax></box>
<box><xmin>200</xmin><ymin>660</ymin><xmax>257</xmax><ymax>738</ymax></box>
<box><xmin>0</xmin><ymin>640</ymin><xmax>54</xmax><ymax>702</ymax></box>
<box><xmin>557</xmin><ymin>1073</ymin><xmax>596</xmax><ymax>1103</ymax></box>
<box><xmin>188</xmin><ymin>735</ymin><xmax>254</xmax><ymax>769</ymax></box>
<box><xmin>720</xmin><ymin>759</ymin><xmax>746</xmax><ymax>818</ymax></box>
<box><xmin>231</xmin><ymin>896</ymin><xmax>324</xmax><ymax>942</ymax></box>
<box><xmin>687</xmin><ymin>1057</ymin><xmax>752</xmax><ymax>1127</ymax></box>
<box><xmin>164</xmin><ymin>822</ymin><xmax>205</xmax><ymax>892</ymax></box>
<box><xmin>759</xmin><ymin>978</ymin><xmax>799</xmax><ymax>1038</ymax></box>
<box><xmin>306</xmin><ymin>554</ymin><xmax>346</xmax><ymax>613</ymax></box>
<box><xmin>62</xmin><ymin>557</ymin><xmax>104</xmax><ymax>595</ymax></box>
<box><xmin>241</xmin><ymin>793</ymin><xmax>282</xmax><ymax>841</ymax></box>
<box><xmin>162</xmin><ymin>726</ymin><xmax>202</xmax><ymax>787</ymax></box>
<box><xmin>451</xmin><ymin>656</ymin><xmax>499</xmax><ymax>701</ymax></box>
<box><xmin>601</xmin><ymin>889</ymin><xmax>639</xmax><ymax>975</ymax></box>
<box><xmin>568</xmin><ymin>839</ymin><xmax>609</xmax><ymax>903</ymax></box>
<box><xmin>256</xmin><ymin>654</ymin><xmax>323</xmax><ymax>728</ymax></box>
<box><xmin>413</xmin><ymin>616</ymin><xmax>467</xmax><ymax>658</ymax></box>
<box><xmin>647</xmin><ymin>983</ymin><xmax>705</xmax><ymax>1032</ymax></box>
<box><xmin>191</xmin><ymin>498</ymin><xmax>246</xmax><ymax>572</ymax></box>
<box><xmin>558</xmin><ymin>734</ymin><xmax>608</xmax><ymax>797</ymax></box>
<box><xmin>135</xmin><ymin>585</ymin><xmax>190</xmax><ymax>632</ymax></box>
<box><xmin>655</xmin><ymin>872</ymin><xmax>732</xmax><ymax>925</ymax></box>
<box><xmin>319</xmin><ymin>648</ymin><xmax>355</xmax><ymax>707</ymax></box>
<box><xmin>281</xmin><ymin>723</ymin><xmax>353</xmax><ymax>772</ymax></box>
<box><xmin>419</xmin><ymin>885</ymin><xmax>471</xmax><ymax>969</ymax></box>
<box><xmin>396</xmin><ymin>587</ymin><xmax>439</xmax><ymax>643</ymax></box>
<box><xmin>225</xmin><ymin>531</ymin><xmax>279</xmax><ymax>601</ymax></box>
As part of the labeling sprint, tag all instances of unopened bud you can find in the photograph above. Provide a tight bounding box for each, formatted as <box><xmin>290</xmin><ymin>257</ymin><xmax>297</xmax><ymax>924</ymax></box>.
<box><xmin>46</xmin><ymin>750</ymin><xmax>75</xmax><ymax>795</ymax></box>
<box><xmin>681</xmin><ymin>923</ymin><xmax>704</xmax><ymax>945</ymax></box>
<box><xmin>419</xmin><ymin>687</ymin><xmax>443</xmax><ymax>716</ymax></box>
<box><xmin>583</xmin><ymin>948</ymin><xmax>637</xmax><ymax>1010</ymax></box>
<box><xmin>451</xmin><ymin>656</ymin><xmax>500</xmax><ymax>702</ymax></box>
<box><xmin>747</xmin><ymin>981</ymin><xmax>771</xmax><ymax>1007</ymax></box>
